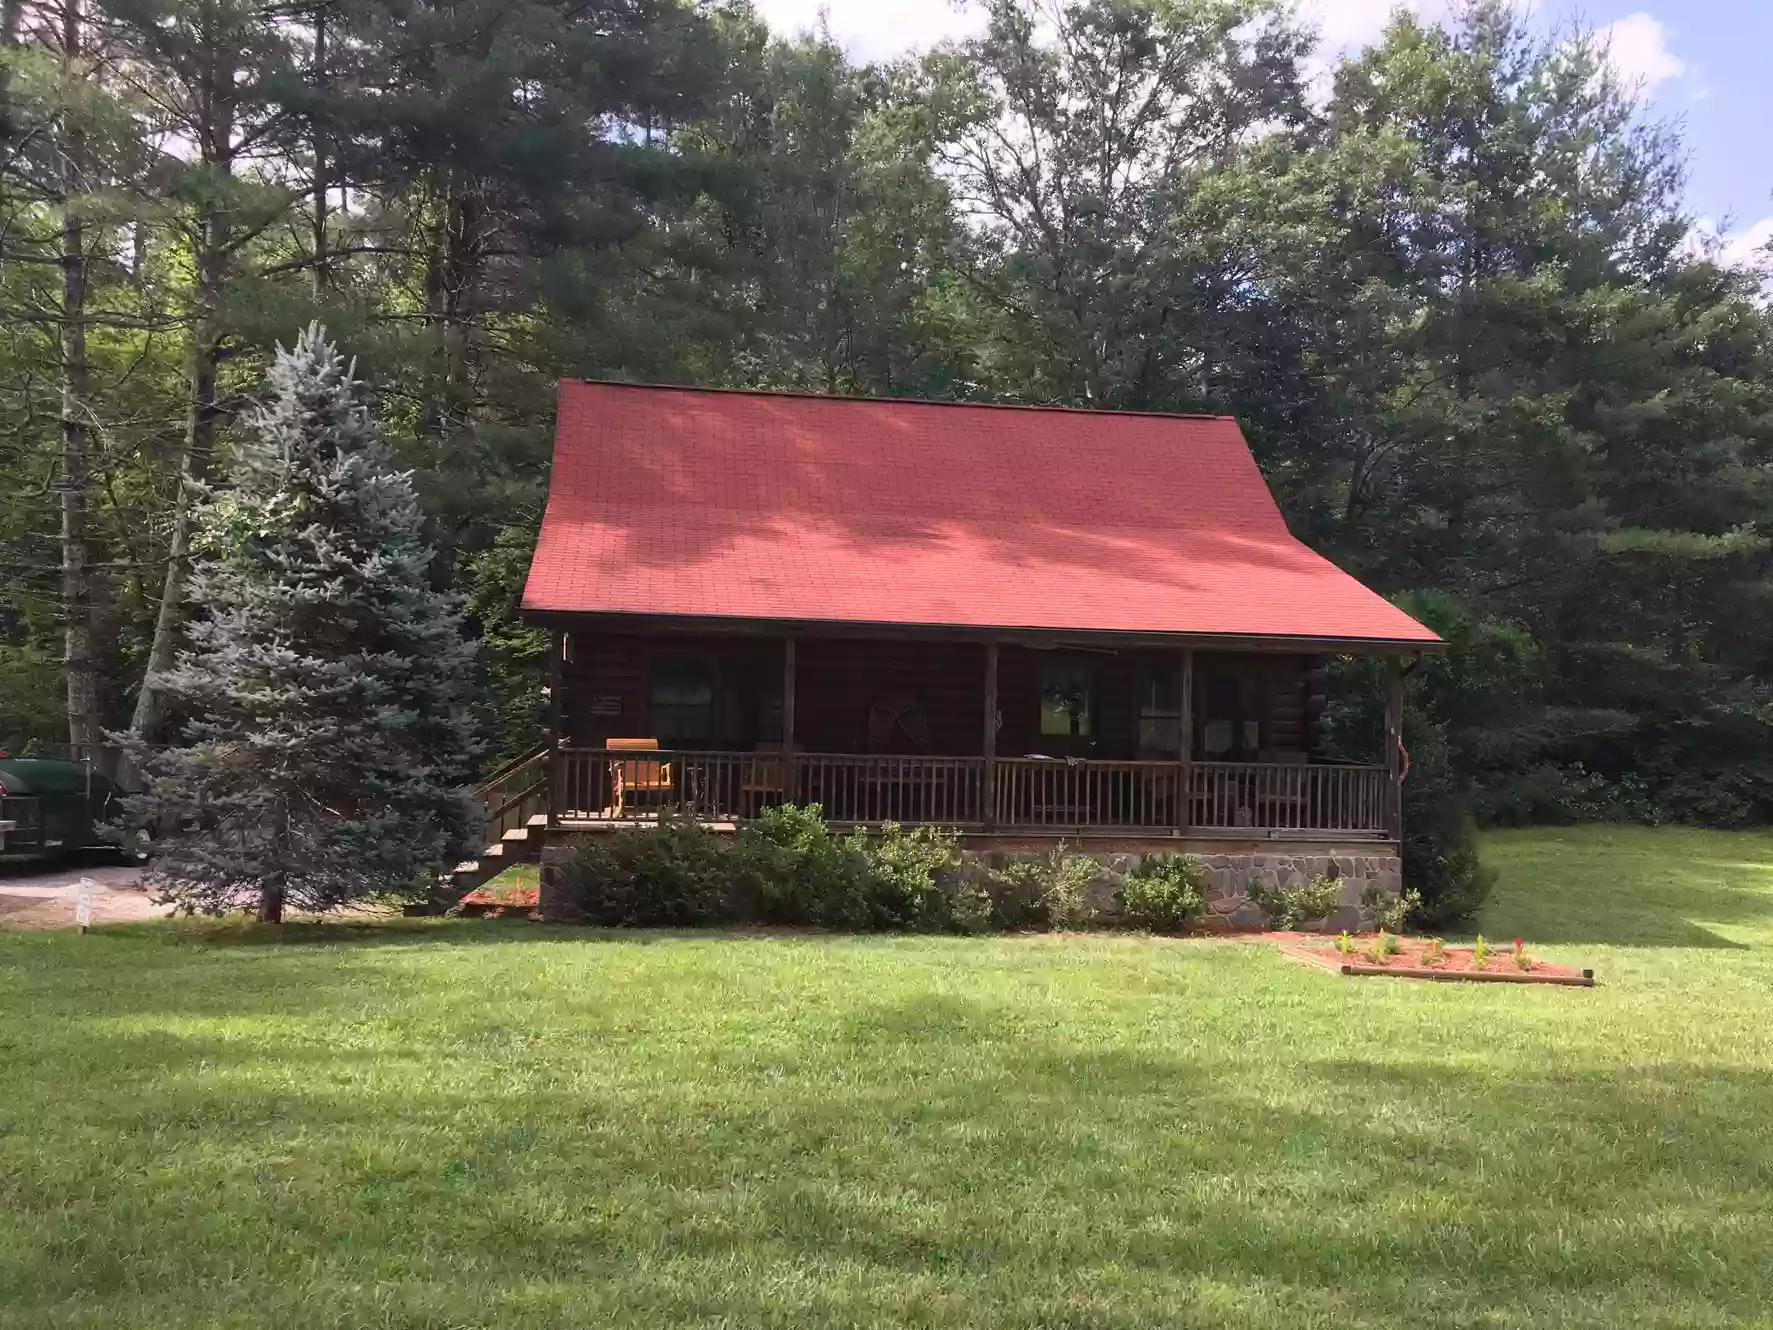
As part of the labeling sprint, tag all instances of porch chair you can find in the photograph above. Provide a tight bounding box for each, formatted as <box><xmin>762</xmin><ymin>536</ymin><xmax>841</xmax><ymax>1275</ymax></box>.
<box><xmin>607</xmin><ymin>738</ymin><xmax>673</xmax><ymax>818</ymax></box>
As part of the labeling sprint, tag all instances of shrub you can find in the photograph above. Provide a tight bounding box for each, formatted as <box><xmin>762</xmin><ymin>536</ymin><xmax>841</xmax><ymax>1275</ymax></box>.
<box><xmin>863</xmin><ymin>823</ymin><xmax>963</xmax><ymax>932</ymax></box>
<box><xmin>550</xmin><ymin>811</ymin><xmax>734</xmax><ymax>927</ymax></box>
<box><xmin>1246</xmin><ymin>873</ymin><xmax>1342</xmax><ymax>931</ymax></box>
<box><xmin>1361</xmin><ymin>883</ymin><xmax>1422</xmax><ymax>934</ymax></box>
<box><xmin>987</xmin><ymin>846</ymin><xmax>1099</xmax><ymax>931</ymax></box>
<box><xmin>735</xmin><ymin>804</ymin><xmax>875</xmax><ymax>928</ymax></box>
<box><xmin>985</xmin><ymin>859</ymin><xmax>1049</xmax><ymax>930</ymax></box>
<box><xmin>1117</xmin><ymin>855</ymin><xmax>1207</xmax><ymax>933</ymax></box>
<box><xmin>946</xmin><ymin>879</ymin><xmax>995</xmax><ymax>935</ymax></box>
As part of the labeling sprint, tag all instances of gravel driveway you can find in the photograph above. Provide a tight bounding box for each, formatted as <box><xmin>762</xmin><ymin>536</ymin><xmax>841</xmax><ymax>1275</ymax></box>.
<box><xmin>0</xmin><ymin>857</ymin><xmax>170</xmax><ymax>930</ymax></box>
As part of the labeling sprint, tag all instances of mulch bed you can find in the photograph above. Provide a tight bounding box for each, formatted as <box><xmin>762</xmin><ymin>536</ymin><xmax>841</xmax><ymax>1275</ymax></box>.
<box><xmin>1280</xmin><ymin>937</ymin><xmax>1595</xmax><ymax>986</ymax></box>
<box><xmin>456</xmin><ymin>885</ymin><xmax>540</xmax><ymax>918</ymax></box>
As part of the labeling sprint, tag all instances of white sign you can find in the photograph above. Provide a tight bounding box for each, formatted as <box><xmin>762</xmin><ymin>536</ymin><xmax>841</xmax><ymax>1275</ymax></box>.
<box><xmin>74</xmin><ymin>877</ymin><xmax>97</xmax><ymax>931</ymax></box>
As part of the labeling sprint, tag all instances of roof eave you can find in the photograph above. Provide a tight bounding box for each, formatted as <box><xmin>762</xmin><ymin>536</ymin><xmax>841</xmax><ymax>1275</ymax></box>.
<box><xmin>518</xmin><ymin>607</ymin><xmax>1445</xmax><ymax>654</ymax></box>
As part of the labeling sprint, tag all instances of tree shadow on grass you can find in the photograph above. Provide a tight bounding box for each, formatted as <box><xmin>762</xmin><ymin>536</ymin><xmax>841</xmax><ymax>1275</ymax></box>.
<box><xmin>5</xmin><ymin>982</ymin><xmax>1769</xmax><ymax>1326</ymax></box>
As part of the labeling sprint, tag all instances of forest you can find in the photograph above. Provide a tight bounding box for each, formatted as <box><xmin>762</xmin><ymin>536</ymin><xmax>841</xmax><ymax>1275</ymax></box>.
<box><xmin>3</xmin><ymin>0</ymin><xmax>1772</xmax><ymax>887</ymax></box>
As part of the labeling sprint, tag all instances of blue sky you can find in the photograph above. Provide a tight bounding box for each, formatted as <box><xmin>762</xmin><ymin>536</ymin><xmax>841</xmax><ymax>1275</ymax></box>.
<box><xmin>753</xmin><ymin>0</ymin><xmax>1773</xmax><ymax>264</ymax></box>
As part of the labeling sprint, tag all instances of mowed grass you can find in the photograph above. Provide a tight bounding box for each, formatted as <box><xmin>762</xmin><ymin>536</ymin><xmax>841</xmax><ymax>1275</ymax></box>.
<box><xmin>2</xmin><ymin>827</ymin><xmax>1772</xmax><ymax>1328</ymax></box>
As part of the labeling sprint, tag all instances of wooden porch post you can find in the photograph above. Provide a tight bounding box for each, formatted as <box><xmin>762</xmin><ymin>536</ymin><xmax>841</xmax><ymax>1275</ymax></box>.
<box><xmin>1178</xmin><ymin>648</ymin><xmax>1194</xmax><ymax>832</ymax></box>
<box><xmin>546</xmin><ymin>630</ymin><xmax>564</xmax><ymax>829</ymax></box>
<box><xmin>982</xmin><ymin>642</ymin><xmax>999</xmax><ymax>829</ymax></box>
<box><xmin>1384</xmin><ymin>656</ymin><xmax>1404</xmax><ymax>838</ymax></box>
<box><xmin>782</xmin><ymin>635</ymin><xmax>797</xmax><ymax>804</ymax></box>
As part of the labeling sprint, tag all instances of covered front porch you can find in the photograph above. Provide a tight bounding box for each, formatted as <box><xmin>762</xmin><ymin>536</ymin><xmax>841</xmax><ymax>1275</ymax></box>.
<box><xmin>535</xmin><ymin>628</ymin><xmax>1407</xmax><ymax>841</ymax></box>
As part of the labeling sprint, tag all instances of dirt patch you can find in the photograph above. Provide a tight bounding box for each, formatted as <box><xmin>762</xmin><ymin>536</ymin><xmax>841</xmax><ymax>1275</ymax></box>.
<box><xmin>0</xmin><ymin>860</ymin><xmax>171</xmax><ymax>931</ymax></box>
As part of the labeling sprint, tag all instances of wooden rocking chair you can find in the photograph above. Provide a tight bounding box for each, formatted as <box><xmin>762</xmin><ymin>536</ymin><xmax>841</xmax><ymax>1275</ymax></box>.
<box><xmin>608</xmin><ymin>738</ymin><xmax>673</xmax><ymax>817</ymax></box>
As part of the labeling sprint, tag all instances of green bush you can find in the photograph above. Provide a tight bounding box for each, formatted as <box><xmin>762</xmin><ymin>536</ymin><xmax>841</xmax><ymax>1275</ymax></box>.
<box><xmin>550</xmin><ymin>811</ymin><xmax>734</xmax><ymax>927</ymax></box>
<box><xmin>1361</xmin><ymin>883</ymin><xmax>1422</xmax><ymax>933</ymax></box>
<box><xmin>864</xmin><ymin>822</ymin><xmax>964</xmax><ymax>931</ymax></box>
<box><xmin>946</xmin><ymin>879</ymin><xmax>995</xmax><ymax>934</ymax></box>
<box><xmin>547</xmin><ymin>808</ymin><xmax>1105</xmax><ymax>935</ymax></box>
<box><xmin>1246</xmin><ymin>873</ymin><xmax>1342</xmax><ymax>931</ymax></box>
<box><xmin>987</xmin><ymin>846</ymin><xmax>1099</xmax><ymax>931</ymax></box>
<box><xmin>734</xmin><ymin>804</ymin><xmax>875</xmax><ymax>928</ymax></box>
<box><xmin>1117</xmin><ymin>854</ymin><xmax>1207</xmax><ymax>933</ymax></box>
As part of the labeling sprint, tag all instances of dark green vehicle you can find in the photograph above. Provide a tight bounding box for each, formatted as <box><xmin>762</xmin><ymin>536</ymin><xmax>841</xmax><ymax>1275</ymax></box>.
<box><xmin>0</xmin><ymin>757</ymin><xmax>130</xmax><ymax>859</ymax></box>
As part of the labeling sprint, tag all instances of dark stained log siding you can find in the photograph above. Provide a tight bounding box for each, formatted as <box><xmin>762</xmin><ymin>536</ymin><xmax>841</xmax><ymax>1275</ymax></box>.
<box><xmin>795</xmin><ymin>639</ymin><xmax>988</xmax><ymax>754</ymax></box>
<box><xmin>561</xmin><ymin>631</ymin><xmax>1314</xmax><ymax>759</ymax></box>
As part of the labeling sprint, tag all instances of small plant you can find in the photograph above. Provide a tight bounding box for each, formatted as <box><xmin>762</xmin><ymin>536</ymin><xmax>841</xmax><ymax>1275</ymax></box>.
<box><xmin>1361</xmin><ymin>884</ymin><xmax>1422</xmax><ymax>934</ymax></box>
<box><xmin>988</xmin><ymin>845</ymin><xmax>1099</xmax><ymax>931</ymax></box>
<box><xmin>1423</xmin><ymin>937</ymin><xmax>1446</xmax><ymax>965</ymax></box>
<box><xmin>1513</xmin><ymin>937</ymin><xmax>1532</xmax><ymax>970</ymax></box>
<box><xmin>1335</xmin><ymin>930</ymin><xmax>1354</xmax><ymax>957</ymax></box>
<box><xmin>1117</xmin><ymin>854</ymin><xmax>1207</xmax><ymax>933</ymax></box>
<box><xmin>1472</xmin><ymin>934</ymin><xmax>1490</xmax><ymax>967</ymax></box>
<box><xmin>1247</xmin><ymin>873</ymin><xmax>1342</xmax><ymax>931</ymax></box>
<box><xmin>946</xmin><ymin>879</ymin><xmax>995</xmax><ymax>935</ymax></box>
<box><xmin>1362</xmin><ymin>930</ymin><xmax>1400</xmax><ymax>965</ymax></box>
<box><xmin>1041</xmin><ymin>850</ymin><xmax>1101</xmax><ymax>931</ymax></box>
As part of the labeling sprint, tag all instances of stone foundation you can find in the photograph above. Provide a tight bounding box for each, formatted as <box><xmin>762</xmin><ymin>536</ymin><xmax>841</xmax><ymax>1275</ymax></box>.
<box><xmin>955</xmin><ymin>846</ymin><xmax>1402</xmax><ymax>932</ymax></box>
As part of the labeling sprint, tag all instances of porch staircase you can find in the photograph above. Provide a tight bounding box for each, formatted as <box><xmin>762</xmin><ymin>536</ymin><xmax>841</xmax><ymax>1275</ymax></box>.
<box><xmin>440</xmin><ymin>747</ymin><xmax>552</xmax><ymax>907</ymax></box>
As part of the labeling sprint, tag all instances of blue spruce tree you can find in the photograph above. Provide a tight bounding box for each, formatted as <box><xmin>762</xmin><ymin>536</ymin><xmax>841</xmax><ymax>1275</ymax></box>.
<box><xmin>126</xmin><ymin>325</ymin><xmax>480</xmax><ymax>921</ymax></box>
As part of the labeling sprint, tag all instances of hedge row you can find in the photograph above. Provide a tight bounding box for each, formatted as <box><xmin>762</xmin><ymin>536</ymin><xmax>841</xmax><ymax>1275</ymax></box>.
<box><xmin>544</xmin><ymin>806</ymin><xmax>1214</xmax><ymax>934</ymax></box>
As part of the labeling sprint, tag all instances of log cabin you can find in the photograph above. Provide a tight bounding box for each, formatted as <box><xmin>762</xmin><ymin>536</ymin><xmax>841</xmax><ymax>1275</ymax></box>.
<box><xmin>471</xmin><ymin>380</ymin><xmax>1442</xmax><ymax>894</ymax></box>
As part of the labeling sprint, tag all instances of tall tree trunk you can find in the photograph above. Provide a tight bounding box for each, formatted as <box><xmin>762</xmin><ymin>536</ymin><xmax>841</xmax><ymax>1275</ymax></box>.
<box><xmin>130</xmin><ymin>292</ymin><xmax>221</xmax><ymax>742</ymax></box>
<box><xmin>310</xmin><ymin>7</ymin><xmax>328</xmax><ymax>297</ymax></box>
<box><xmin>0</xmin><ymin>0</ymin><xmax>25</xmax><ymax>140</ymax></box>
<box><xmin>59</xmin><ymin>0</ymin><xmax>97</xmax><ymax>754</ymax></box>
<box><xmin>256</xmin><ymin>879</ymin><xmax>284</xmax><ymax>923</ymax></box>
<box><xmin>128</xmin><ymin>187</ymin><xmax>230</xmax><ymax>745</ymax></box>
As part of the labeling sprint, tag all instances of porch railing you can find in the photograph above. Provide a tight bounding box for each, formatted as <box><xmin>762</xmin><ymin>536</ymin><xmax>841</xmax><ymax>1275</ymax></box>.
<box><xmin>1191</xmin><ymin>761</ymin><xmax>1393</xmax><ymax>835</ymax></box>
<box><xmin>550</xmin><ymin>748</ymin><xmax>1394</xmax><ymax>837</ymax></box>
<box><xmin>994</xmin><ymin>759</ymin><xmax>1184</xmax><ymax>829</ymax></box>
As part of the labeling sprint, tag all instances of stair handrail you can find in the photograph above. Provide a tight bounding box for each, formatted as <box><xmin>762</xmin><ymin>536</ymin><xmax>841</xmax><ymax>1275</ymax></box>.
<box><xmin>475</xmin><ymin>745</ymin><xmax>549</xmax><ymax>800</ymax></box>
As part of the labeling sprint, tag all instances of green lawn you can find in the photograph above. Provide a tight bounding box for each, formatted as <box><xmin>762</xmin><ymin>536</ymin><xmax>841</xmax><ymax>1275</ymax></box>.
<box><xmin>3</xmin><ymin>826</ymin><xmax>1772</xmax><ymax>1328</ymax></box>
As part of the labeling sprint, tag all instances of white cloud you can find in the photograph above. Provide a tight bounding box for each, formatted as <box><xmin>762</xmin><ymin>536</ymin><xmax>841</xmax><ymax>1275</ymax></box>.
<box><xmin>750</xmin><ymin>0</ymin><xmax>987</xmax><ymax>62</ymax></box>
<box><xmin>1301</xmin><ymin>0</ymin><xmax>1450</xmax><ymax>53</ymax></box>
<box><xmin>1595</xmin><ymin>12</ymin><xmax>1686</xmax><ymax>90</ymax></box>
<box><xmin>1721</xmin><ymin>216</ymin><xmax>1773</xmax><ymax>268</ymax></box>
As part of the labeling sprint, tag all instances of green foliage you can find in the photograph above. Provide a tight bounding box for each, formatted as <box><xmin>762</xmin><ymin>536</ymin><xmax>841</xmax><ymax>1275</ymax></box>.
<box><xmin>988</xmin><ymin>846</ymin><xmax>1100</xmax><ymax>932</ymax></box>
<box><xmin>121</xmin><ymin>327</ymin><xmax>481</xmax><ymax>920</ymax></box>
<box><xmin>1246</xmin><ymin>874</ymin><xmax>1343</xmax><ymax>931</ymax></box>
<box><xmin>1362</xmin><ymin>930</ymin><xmax>1400</xmax><ymax>964</ymax></box>
<box><xmin>552</xmin><ymin>806</ymin><xmax>968</xmax><ymax>933</ymax></box>
<box><xmin>863</xmin><ymin>822</ymin><xmax>967</xmax><ymax>932</ymax></box>
<box><xmin>550</xmin><ymin>811</ymin><xmax>735</xmax><ymax>928</ymax></box>
<box><xmin>735</xmin><ymin>804</ymin><xmax>878</xmax><ymax>929</ymax></box>
<box><xmin>4</xmin><ymin>0</ymin><xmax>1773</xmax><ymax>856</ymax></box>
<box><xmin>1361</xmin><ymin>884</ymin><xmax>1422</xmax><ymax>934</ymax></box>
<box><xmin>1116</xmin><ymin>855</ymin><xmax>1207</xmax><ymax>933</ymax></box>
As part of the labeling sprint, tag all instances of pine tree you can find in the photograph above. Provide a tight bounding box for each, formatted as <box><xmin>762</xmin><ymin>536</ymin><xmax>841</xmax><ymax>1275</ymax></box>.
<box><xmin>124</xmin><ymin>324</ymin><xmax>480</xmax><ymax>922</ymax></box>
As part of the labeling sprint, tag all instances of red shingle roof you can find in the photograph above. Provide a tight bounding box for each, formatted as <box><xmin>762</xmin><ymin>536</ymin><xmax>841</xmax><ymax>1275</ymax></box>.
<box><xmin>522</xmin><ymin>381</ymin><xmax>1440</xmax><ymax>646</ymax></box>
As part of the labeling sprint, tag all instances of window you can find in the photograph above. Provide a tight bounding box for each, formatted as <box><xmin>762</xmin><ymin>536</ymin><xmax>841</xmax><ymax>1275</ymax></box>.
<box><xmin>650</xmin><ymin>657</ymin><xmax>713</xmax><ymax>744</ymax></box>
<box><xmin>1137</xmin><ymin>668</ymin><xmax>1181</xmax><ymax>757</ymax></box>
<box><xmin>1039</xmin><ymin>668</ymin><xmax>1093</xmax><ymax>737</ymax></box>
<box><xmin>1203</xmin><ymin>670</ymin><xmax>1261</xmax><ymax>757</ymax></box>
